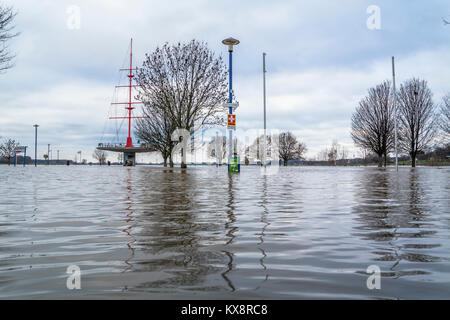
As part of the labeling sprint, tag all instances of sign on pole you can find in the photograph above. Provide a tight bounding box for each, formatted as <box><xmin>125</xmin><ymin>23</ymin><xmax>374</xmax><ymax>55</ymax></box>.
<box><xmin>227</xmin><ymin>114</ymin><xmax>236</xmax><ymax>130</ymax></box>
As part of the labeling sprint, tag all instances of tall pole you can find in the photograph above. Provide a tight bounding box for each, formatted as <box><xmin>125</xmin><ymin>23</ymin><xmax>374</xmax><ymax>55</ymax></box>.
<box><xmin>33</xmin><ymin>124</ymin><xmax>39</xmax><ymax>167</ymax></box>
<box><xmin>392</xmin><ymin>56</ymin><xmax>398</xmax><ymax>171</ymax></box>
<box><xmin>263</xmin><ymin>52</ymin><xmax>267</xmax><ymax>167</ymax></box>
<box><xmin>215</xmin><ymin>131</ymin><xmax>219</xmax><ymax>166</ymax></box>
<box><xmin>222</xmin><ymin>37</ymin><xmax>239</xmax><ymax>172</ymax></box>
<box><xmin>47</xmin><ymin>144</ymin><xmax>50</xmax><ymax>165</ymax></box>
<box><xmin>228</xmin><ymin>49</ymin><xmax>233</xmax><ymax>165</ymax></box>
<box><xmin>57</xmin><ymin>150</ymin><xmax>60</xmax><ymax>164</ymax></box>
<box><xmin>125</xmin><ymin>38</ymin><xmax>134</xmax><ymax>148</ymax></box>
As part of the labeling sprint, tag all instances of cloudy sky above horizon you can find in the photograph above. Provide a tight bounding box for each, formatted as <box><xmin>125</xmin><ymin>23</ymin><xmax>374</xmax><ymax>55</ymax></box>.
<box><xmin>1</xmin><ymin>0</ymin><xmax>450</xmax><ymax>162</ymax></box>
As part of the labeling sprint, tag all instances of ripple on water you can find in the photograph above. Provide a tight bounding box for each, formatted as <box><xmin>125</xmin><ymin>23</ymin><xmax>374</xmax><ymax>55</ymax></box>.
<box><xmin>0</xmin><ymin>165</ymin><xmax>449</xmax><ymax>299</ymax></box>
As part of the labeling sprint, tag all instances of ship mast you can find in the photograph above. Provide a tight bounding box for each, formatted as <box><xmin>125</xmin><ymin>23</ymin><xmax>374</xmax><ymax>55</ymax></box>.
<box><xmin>109</xmin><ymin>38</ymin><xmax>143</xmax><ymax>148</ymax></box>
<box><xmin>126</xmin><ymin>38</ymin><xmax>134</xmax><ymax>148</ymax></box>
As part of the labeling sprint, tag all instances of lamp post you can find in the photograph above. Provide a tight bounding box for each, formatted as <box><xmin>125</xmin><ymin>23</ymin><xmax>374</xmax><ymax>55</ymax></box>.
<box><xmin>222</xmin><ymin>37</ymin><xmax>240</xmax><ymax>172</ymax></box>
<box><xmin>263</xmin><ymin>52</ymin><xmax>267</xmax><ymax>167</ymax></box>
<box><xmin>392</xmin><ymin>57</ymin><xmax>398</xmax><ymax>171</ymax></box>
<box><xmin>47</xmin><ymin>144</ymin><xmax>50</xmax><ymax>165</ymax></box>
<box><xmin>33</xmin><ymin>124</ymin><xmax>39</xmax><ymax>167</ymax></box>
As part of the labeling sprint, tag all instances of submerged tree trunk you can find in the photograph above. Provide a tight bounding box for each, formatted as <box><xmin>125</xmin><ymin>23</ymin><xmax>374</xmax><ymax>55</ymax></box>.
<box><xmin>378</xmin><ymin>155</ymin><xmax>383</xmax><ymax>167</ymax></box>
<box><xmin>411</xmin><ymin>152</ymin><xmax>417</xmax><ymax>167</ymax></box>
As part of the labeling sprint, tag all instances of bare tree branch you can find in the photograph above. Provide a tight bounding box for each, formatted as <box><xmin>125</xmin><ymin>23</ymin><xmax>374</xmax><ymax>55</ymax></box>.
<box><xmin>0</xmin><ymin>5</ymin><xmax>19</xmax><ymax>72</ymax></box>
<box><xmin>397</xmin><ymin>78</ymin><xmax>438</xmax><ymax>167</ymax></box>
<box><xmin>351</xmin><ymin>81</ymin><xmax>394</xmax><ymax>167</ymax></box>
<box><xmin>92</xmin><ymin>149</ymin><xmax>107</xmax><ymax>165</ymax></box>
<box><xmin>0</xmin><ymin>138</ymin><xmax>20</xmax><ymax>165</ymax></box>
<box><xmin>440</xmin><ymin>95</ymin><xmax>450</xmax><ymax>141</ymax></box>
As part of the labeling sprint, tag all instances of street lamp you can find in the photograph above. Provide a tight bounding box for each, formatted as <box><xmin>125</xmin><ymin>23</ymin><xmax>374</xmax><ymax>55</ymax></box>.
<box><xmin>47</xmin><ymin>144</ymin><xmax>50</xmax><ymax>165</ymax></box>
<box><xmin>222</xmin><ymin>37</ymin><xmax>240</xmax><ymax>172</ymax></box>
<box><xmin>392</xmin><ymin>57</ymin><xmax>398</xmax><ymax>171</ymax></box>
<box><xmin>33</xmin><ymin>124</ymin><xmax>39</xmax><ymax>167</ymax></box>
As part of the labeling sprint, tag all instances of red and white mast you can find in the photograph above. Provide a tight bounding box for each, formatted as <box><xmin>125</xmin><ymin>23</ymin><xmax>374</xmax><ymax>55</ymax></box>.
<box><xmin>110</xmin><ymin>38</ymin><xmax>143</xmax><ymax>148</ymax></box>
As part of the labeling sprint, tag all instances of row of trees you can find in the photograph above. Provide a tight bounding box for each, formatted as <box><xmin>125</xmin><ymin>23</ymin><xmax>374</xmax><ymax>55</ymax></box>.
<box><xmin>133</xmin><ymin>40</ymin><xmax>309</xmax><ymax>167</ymax></box>
<box><xmin>317</xmin><ymin>140</ymin><xmax>349</xmax><ymax>165</ymax></box>
<box><xmin>351</xmin><ymin>78</ymin><xmax>448</xmax><ymax>167</ymax></box>
<box><xmin>208</xmin><ymin>131</ymin><xmax>307</xmax><ymax>166</ymax></box>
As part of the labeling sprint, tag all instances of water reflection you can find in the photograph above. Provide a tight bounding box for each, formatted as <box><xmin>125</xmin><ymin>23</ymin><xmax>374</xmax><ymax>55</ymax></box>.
<box><xmin>1</xmin><ymin>166</ymin><xmax>449</xmax><ymax>299</ymax></box>
<box><xmin>131</xmin><ymin>168</ymin><xmax>224</xmax><ymax>291</ymax></box>
<box><xmin>256</xmin><ymin>173</ymin><xmax>270</xmax><ymax>289</ymax></box>
<box><xmin>353</xmin><ymin>168</ymin><xmax>440</xmax><ymax>278</ymax></box>
<box><xmin>221</xmin><ymin>174</ymin><xmax>238</xmax><ymax>291</ymax></box>
<box><xmin>122</xmin><ymin>168</ymin><xmax>136</xmax><ymax>274</ymax></box>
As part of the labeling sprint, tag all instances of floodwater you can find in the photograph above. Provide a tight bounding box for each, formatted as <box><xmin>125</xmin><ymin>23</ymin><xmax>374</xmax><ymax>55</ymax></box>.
<box><xmin>0</xmin><ymin>165</ymin><xmax>449</xmax><ymax>299</ymax></box>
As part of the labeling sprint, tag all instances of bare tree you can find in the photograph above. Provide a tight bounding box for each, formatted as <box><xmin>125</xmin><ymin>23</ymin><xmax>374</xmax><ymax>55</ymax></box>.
<box><xmin>351</xmin><ymin>81</ymin><xmax>394</xmax><ymax>167</ymax></box>
<box><xmin>135</xmin><ymin>103</ymin><xmax>175</xmax><ymax>167</ymax></box>
<box><xmin>136</xmin><ymin>40</ymin><xmax>228</xmax><ymax>168</ymax></box>
<box><xmin>0</xmin><ymin>5</ymin><xmax>18</xmax><ymax>72</ymax></box>
<box><xmin>397</xmin><ymin>78</ymin><xmax>438</xmax><ymax>167</ymax></box>
<box><xmin>93</xmin><ymin>149</ymin><xmax>107</xmax><ymax>165</ymax></box>
<box><xmin>277</xmin><ymin>131</ymin><xmax>307</xmax><ymax>166</ymax></box>
<box><xmin>0</xmin><ymin>138</ymin><xmax>20</xmax><ymax>165</ymax></box>
<box><xmin>327</xmin><ymin>140</ymin><xmax>339</xmax><ymax>165</ymax></box>
<box><xmin>207</xmin><ymin>135</ymin><xmax>227</xmax><ymax>161</ymax></box>
<box><xmin>441</xmin><ymin>95</ymin><xmax>450</xmax><ymax>141</ymax></box>
<box><xmin>248</xmin><ymin>134</ymin><xmax>272</xmax><ymax>162</ymax></box>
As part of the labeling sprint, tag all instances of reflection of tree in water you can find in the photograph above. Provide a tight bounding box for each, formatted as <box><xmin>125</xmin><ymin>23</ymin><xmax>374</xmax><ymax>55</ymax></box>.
<box><xmin>132</xmin><ymin>168</ymin><xmax>225</xmax><ymax>291</ymax></box>
<box><xmin>353</xmin><ymin>169</ymin><xmax>440</xmax><ymax>278</ymax></box>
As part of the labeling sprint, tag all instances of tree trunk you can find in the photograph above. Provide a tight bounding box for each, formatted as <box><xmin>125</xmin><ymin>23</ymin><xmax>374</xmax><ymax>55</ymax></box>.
<box><xmin>378</xmin><ymin>155</ymin><xmax>383</xmax><ymax>167</ymax></box>
<box><xmin>169</xmin><ymin>155</ymin><xmax>174</xmax><ymax>168</ymax></box>
<box><xmin>181</xmin><ymin>161</ymin><xmax>187</xmax><ymax>169</ymax></box>
<box><xmin>163</xmin><ymin>157</ymin><xmax>167</xmax><ymax>167</ymax></box>
<box><xmin>384</xmin><ymin>153</ymin><xmax>387</xmax><ymax>167</ymax></box>
<box><xmin>283</xmin><ymin>159</ymin><xmax>288</xmax><ymax>166</ymax></box>
<box><xmin>411</xmin><ymin>153</ymin><xmax>416</xmax><ymax>167</ymax></box>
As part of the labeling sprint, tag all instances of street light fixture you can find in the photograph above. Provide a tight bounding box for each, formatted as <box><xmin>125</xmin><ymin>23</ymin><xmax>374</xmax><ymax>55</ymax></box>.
<box><xmin>222</xmin><ymin>37</ymin><xmax>240</xmax><ymax>172</ymax></box>
<box><xmin>33</xmin><ymin>124</ymin><xmax>39</xmax><ymax>167</ymax></box>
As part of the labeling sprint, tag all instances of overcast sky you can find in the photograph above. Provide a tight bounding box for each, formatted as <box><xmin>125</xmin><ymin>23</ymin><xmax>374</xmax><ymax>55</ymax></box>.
<box><xmin>1</xmin><ymin>0</ymin><xmax>450</xmax><ymax>162</ymax></box>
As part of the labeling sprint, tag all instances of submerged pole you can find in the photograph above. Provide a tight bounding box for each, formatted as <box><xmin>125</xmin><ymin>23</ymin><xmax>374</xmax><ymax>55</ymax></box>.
<box><xmin>263</xmin><ymin>52</ymin><xmax>267</xmax><ymax>167</ymax></box>
<box><xmin>33</xmin><ymin>124</ymin><xmax>39</xmax><ymax>167</ymax></box>
<box><xmin>392</xmin><ymin>56</ymin><xmax>398</xmax><ymax>172</ymax></box>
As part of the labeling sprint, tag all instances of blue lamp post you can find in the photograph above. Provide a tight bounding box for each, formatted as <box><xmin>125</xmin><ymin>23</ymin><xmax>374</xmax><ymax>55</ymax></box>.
<box><xmin>33</xmin><ymin>124</ymin><xmax>39</xmax><ymax>167</ymax></box>
<box><xmin>222</xmin><ymin>37</ymin><xmax>240</xmax><ymax>172</ymax></box>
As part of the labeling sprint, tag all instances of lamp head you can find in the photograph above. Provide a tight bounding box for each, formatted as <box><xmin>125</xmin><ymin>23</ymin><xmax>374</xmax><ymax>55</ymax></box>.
<box><xmin>222</xmin><ymin>37</ymin><xmax>240</xmax><ymax>52</ymax></box>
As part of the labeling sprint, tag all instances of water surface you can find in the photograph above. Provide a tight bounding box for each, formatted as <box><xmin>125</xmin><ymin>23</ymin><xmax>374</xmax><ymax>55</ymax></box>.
<box><xmin>0</xmin><ymin>165</ymin><xmax>449</xmax><ymax>299</ymax></box>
